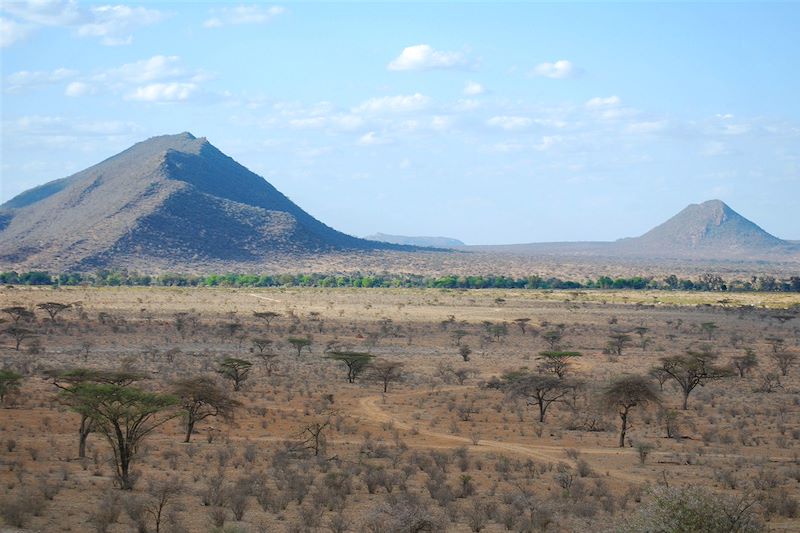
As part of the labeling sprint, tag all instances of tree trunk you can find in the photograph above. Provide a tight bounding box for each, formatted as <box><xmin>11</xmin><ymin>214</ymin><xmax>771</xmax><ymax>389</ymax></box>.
<box><xmin>184</xmin><ymin>418</ymin><xmax>194</xmax><ymax>443</ymax></box>
<box><xmin>682</xmin><ymin>389</ymin><xmax>690</xmax><ymax>410</ymax></box>
<box><xmin>119</xmin><ymin>443</ymin><xmax>132</xmax><ymax>490</ymax></box>
<box><xmin>383</xmin><ymin>380</ymin><xmax>388</xmax><ymax>393</ymax></box>
<box><xmin>78</xmin><ymin>415</ymin><xmax>91</xmax><ymax>458</ymax></box>
<box><xmin>619</xmin><ymin>409</ymin><xmax>628</xmax><ymax>448</ymax></box>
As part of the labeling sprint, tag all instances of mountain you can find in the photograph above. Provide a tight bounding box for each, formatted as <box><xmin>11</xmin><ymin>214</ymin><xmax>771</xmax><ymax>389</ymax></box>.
<box><xmin>464</xmin><ymin>200</ymin><xmax>797</xmax><ymax>261</ymax></box>
<box><xmin>612</xmin><ymin>199</ymin><xmax>791</xmax><ymax>258</ymax></box>
<box><xmin>0</xmin><ymin>132</ymin><xmax>404</xmax><ymax>271</ymax></box>
<box><xmin>365</xmin><ymin>233</ymin><xmax>464</xmax><ymax>248</ymax></box>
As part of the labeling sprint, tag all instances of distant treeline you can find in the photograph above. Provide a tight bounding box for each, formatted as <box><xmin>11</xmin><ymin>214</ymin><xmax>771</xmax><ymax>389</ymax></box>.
<box><xmin>1</xmin><ymin>270</ymin><xmax>799</xmax><ymax>292</ymax></box>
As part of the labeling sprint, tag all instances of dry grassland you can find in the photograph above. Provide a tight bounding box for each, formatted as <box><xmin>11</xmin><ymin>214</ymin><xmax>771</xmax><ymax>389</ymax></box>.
<box><xmin>1</xmin><ymin>286</ymin><xmax>799</xmax><ymax>532</ymax></box>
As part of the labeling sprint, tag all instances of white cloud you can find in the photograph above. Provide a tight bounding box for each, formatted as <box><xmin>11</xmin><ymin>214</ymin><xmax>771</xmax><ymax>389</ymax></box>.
<box><xmin>126</xmin><ymin>82</ymin><xmax>197</xmax><ymax>102</ymax></box>
<box><xmin>275</xmin><ymin>101</ymin><xmax>364</xmax><ymax>131</ymax></box>
<box><xmin>64</xmin><ymin>81</ymin><xmax>93</xmax><ymax>97</ymax></box>
<box><xmin>4</xmin><ymin>55</ymin><xmax>208</xmax><ymax>102</ymax></box>
<box><xmin>532</xmin><ymin>59</ymin><xmax>579</xmax><ymax>79</ymax></box>
<box><xmin>353</xmin><ymin>93</ymin><xmax>430</xmax><ymax>114</ymax></box>
<box><xmin>288</xmin><ymin>117</ymin><xmax>327</xmax><ymax>129</ymax></box>
<box><xmin>534</xmin><ymin>135</ymin><xmax>562</xmax><ymax>151</ymax></box>
<box><xmin>626</xmin><ymin>120</ymin><xmax>667</xmax><ymax>134</ymax></box>
<box><xmin>72</xmin><ymin>120</ymin><xmax>139</xmax><ymax>135</ymax></box>
<box><xmin>102</xmin><ymin>55</ymin><xmax>195</xmax><ymax>84</ymax></box>
<box><xmin>1</xmin><ymin>1</ymin><xmax>82</xmax><ymax>26</ymax></box>
<box><xmin>487</xmin><ymin>115</ymin><xmax>531</xmax><ymax>130</ymax></box>
<box><xmin>463</xmin><ymin>81</ymin><xmax>485</xmax><ymax>96</ymax></box>
<box><xmin>702</xmin><ymin>141</ymin><xmax>732</xmax><ymax>157</ymax></box>
<box><xmin>5</xmin><ymin>67</ymin><xmax>77</xmax><ymax>92</ymax></box>
<box><xmin>203</xmin><ymin>5</ymin><xmax>285</xmax><ymax>28</ymax></box>
<box><xmin>357</xmin><ymin>131</ymin><xmax>391</xmax><ymax>146</ymax></box>
<box><xmin>487</xmin><ymin>142</ymin><xmax>526</xmax><ymax>153</ymax></box>
<box><xmin>585</xmin><ymin>96</ymin><xmax>621</xmax><ymax>108</ymax></box>
<box><xmin>430</xmin><ymin>116</ymin><xmax>452</xmax><ymax>131</ymax></box>
<box><xmin>77</xmin><ymin>5</ymin><xmax>163</xmax><ymax>46</ymax></box>
<box><xmin>452</xmin><ymin>98</ymin><xmax>481</xmax><ymax>111</ymax></box>
<box><xmin>5</xmin><ymin>115</ymin><xmax>140</xmax><ymax>138</ymax></box>
<box><xmin>722</xmin><ymin>123</ymin><xmax>749</xmax><ymax>135</ymax></box>
<box><xmin>388</xmin><ymin>44</ymin><xmax>469</xmax><ymax>71</ymax></box>
<box><xmin>532</xmin><ymin>118</ymin><xmax>568</xmax><ymax>129</ymax></box>
<box><xmin>1</xmin><ymin>1</ymin><xmax>165</xmax><ymax>46</ymax></box>
<box><xmin>0</xmin><ymin>17</ymin><xmax>31</xmax><ymax>47</ymax></box>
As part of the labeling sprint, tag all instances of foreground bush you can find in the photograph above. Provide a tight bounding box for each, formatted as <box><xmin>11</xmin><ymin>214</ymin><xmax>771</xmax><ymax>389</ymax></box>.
<box><xmin>620</xmin><ymin>486</ymin><xmax>763</xmax><ymax>533</ymax></box>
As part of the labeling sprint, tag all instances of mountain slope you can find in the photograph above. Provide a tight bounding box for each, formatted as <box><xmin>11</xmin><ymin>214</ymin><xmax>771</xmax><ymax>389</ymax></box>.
<box><xmin>0</xmin><ymin>132</ymin><xmax>403</xmax><ymax>271</ymax></box>
<box><xmin>613</xmin><ymin>199</ymin><xmax>789</xmax><ymax>258</ymax></box>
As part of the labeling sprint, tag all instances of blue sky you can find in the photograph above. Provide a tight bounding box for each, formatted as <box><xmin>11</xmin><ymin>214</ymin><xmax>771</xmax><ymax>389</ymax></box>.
<box><xmin>2</xmin><ymin>1</ymin><xmax>798</xmax><ymax>244</ymax></box>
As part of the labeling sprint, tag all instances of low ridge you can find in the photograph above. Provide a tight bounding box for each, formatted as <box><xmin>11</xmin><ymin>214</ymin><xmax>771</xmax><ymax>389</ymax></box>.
<box><xmin>365</xmin><ymin>233</ymin><xmax>465</xmax><ymax>248</ymax></box>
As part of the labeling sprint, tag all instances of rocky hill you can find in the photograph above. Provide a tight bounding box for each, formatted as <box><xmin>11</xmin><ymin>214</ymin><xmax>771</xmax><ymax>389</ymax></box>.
<box><xmin>465</xmin><ymin>200</ymin><xmax>797</xmax><ymax>262</ymax></box>
<box><xmin>612</xmin><ymin>199</ymin><xmax>792</xmax><ymax>259</ymax></box>
<box><xmin>0</xmin><ymin>133</ymin><xmax>405</xmax><ymax>271</ymax></box>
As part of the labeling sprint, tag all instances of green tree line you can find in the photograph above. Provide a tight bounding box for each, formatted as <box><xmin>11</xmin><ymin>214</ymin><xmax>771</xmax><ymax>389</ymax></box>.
<box><xmin>1</xmin><ymin>270</ymin><xmax>798</xmax><ymax>292</ymax></box>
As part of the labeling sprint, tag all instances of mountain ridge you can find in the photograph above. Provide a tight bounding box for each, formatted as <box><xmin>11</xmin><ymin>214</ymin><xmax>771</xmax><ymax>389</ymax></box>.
<box><xmin>1</xmin><ymin>133</ymin><xmax>796</xmax><ymax>271</ymax></box>
<box><xmin>0</xmin><ymin>132</ymin><xmax>406</xmax><ymax>271</ymax></box>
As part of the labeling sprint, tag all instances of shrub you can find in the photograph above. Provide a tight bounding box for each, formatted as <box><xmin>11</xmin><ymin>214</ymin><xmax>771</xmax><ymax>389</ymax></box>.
<box><xmin>620</xmin><ymin>486</ymin><xmax>763</xmax><ymax>532</ymax></box>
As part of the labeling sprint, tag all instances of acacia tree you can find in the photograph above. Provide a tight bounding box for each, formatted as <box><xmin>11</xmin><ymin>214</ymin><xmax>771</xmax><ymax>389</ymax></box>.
<box><xmin>656</xmin><ymin>350</ymin><xmax>731</xmax><ymax>409</ymax></box>
<box><xmin>173</xmin><ymin>312</ymin><xmax>191</xmax><ymax>339</ymax></box>
<box><xmin>648</xmin><ymin>367</ymin><xmax>670</xmax><ymax>391</ymax></box>
<box><xmin>601</xmin><ymin>375</ymin><xmax>660</xmax><ymax>447</ymax></box>
<box><xmin>459</xmin><ymin>344</ymin><xmax>472</xmax><ymax>362</ymax></box>
<box><xmin>514</xmin><ymin>318</ymin><xmax>531</xmax><ymax>335</ymax></box>
<box><xmin>173</xmin><ymin>376</ymin><xmax>240</xmax><ymax>442</ymax></box>
<box><xmin>489</xmin><ymin>323</ymin><xmax>509</xmax><ymax>342</ymax></box>
<box><xmin>492</xmin><ymin>369</ymin><xmax>578</xmax><ymax>423</ymax></box>
<box><xmin>731</xmin><ymin>349</ymin><xmax>758</xmax><ymax>378</ymax></box>
<box><xmin>542</xmin><ymin>330</ymin><xmax>563</xmax><ymax>350</ymax></box>
<box><xmin>2</xmin><ymin>306</ymin><xmax>34</xmax><ymax>323</ymax></box>
<box><xmin>633</xmin><ymin>327</ymin><xmax>650</xmax><ymax>349</ymax></box>
<box><xmin>0</xmin><ymin>369</ymin><xmax>22</xmax><ymax>404</ymax></box>
<box><xmin>51</xmin><ymin>368</ymin><xmax>144</xmax><ymax>458</ymax></box>
<box><xmin>367</xmin><ymin>360</ymin><xmax>404</xmax><ymax>393</ymax></box>
<box><xmin>36</xmin><ymin>302</ymin><xmax>71</xmax><ymax>321</ymax></box>
<box><xmin>326</xmin><ymin>351</ymin><xmax>374</xmax><ymax>383</ymax></box>
<box><xmin>537</xmin><ymin>351</ymin><xmax>581</xmax><ymax>379</ymax></box>
<box><xmin>288</xmin><ymin>337</ymin><xmax>312</xmax><ymax>357</ymax></box>
<box><xmin>297</xmin><ymin>410</ymin><xmax>337</xmax><ymax>456</ymax></box>
<box><xmin>3</xmin><ymin>325</ymin><xmax>35</xmax><ymax>351</ymax></box>
<box><xmin>771</xmin><ymin>349</ymin><xmax>797</xmax><ymax>377</ymax></box>
<box><xmin>607</xmin><ymin>332</ymin><xmax>632</xmax><ymax>356</ymax></box>
<box><xmin>251</xmin><ymin>337</ymin><xmax>273</xmax><ymax>353</ymax></box>
<box><xmin>451</xmin><ymin>329</ymin><xmax>468</xmax><ymax>346</ymax></box>
<box><xmin>253</xmin><ymin>311</ymin><xmax>281</xmax><ymax>327</ymax></box>
<box><xmin>63</xmin><ymin>383</ymin><xmax>177</xmax><ymax>489</ymax></box>
<box><xmin>256</xmin><ymin>352</ymin><xmax>279</xmax><ymax>376</ymax></box>
<box><xmin>135</xmin><ymin>478</ymin><xmax>185</xmax><ymax>533</ymax></box>
<box><xmin>700</xmin><ymin>322</ymin><xmax>718</xmax><ymax>340</ymax></box>
<box><xmin>217</xmin><ymin>358</ymin><xmax>253</xmax><ymax>391</ymax></box>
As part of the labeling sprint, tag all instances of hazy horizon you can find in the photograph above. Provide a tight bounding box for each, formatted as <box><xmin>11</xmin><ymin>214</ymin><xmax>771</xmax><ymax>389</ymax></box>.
<box><xmin>2</xmin><ymin>1</ymin><xmax>798</xmax><ymax>245</ymax></box>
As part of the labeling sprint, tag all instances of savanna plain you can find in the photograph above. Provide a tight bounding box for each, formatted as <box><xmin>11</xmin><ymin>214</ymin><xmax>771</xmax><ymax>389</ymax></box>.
<box><xmin>1</xmin><ymin>286</ymin><xmax>799</xmax><ymax>532</ymax></box>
